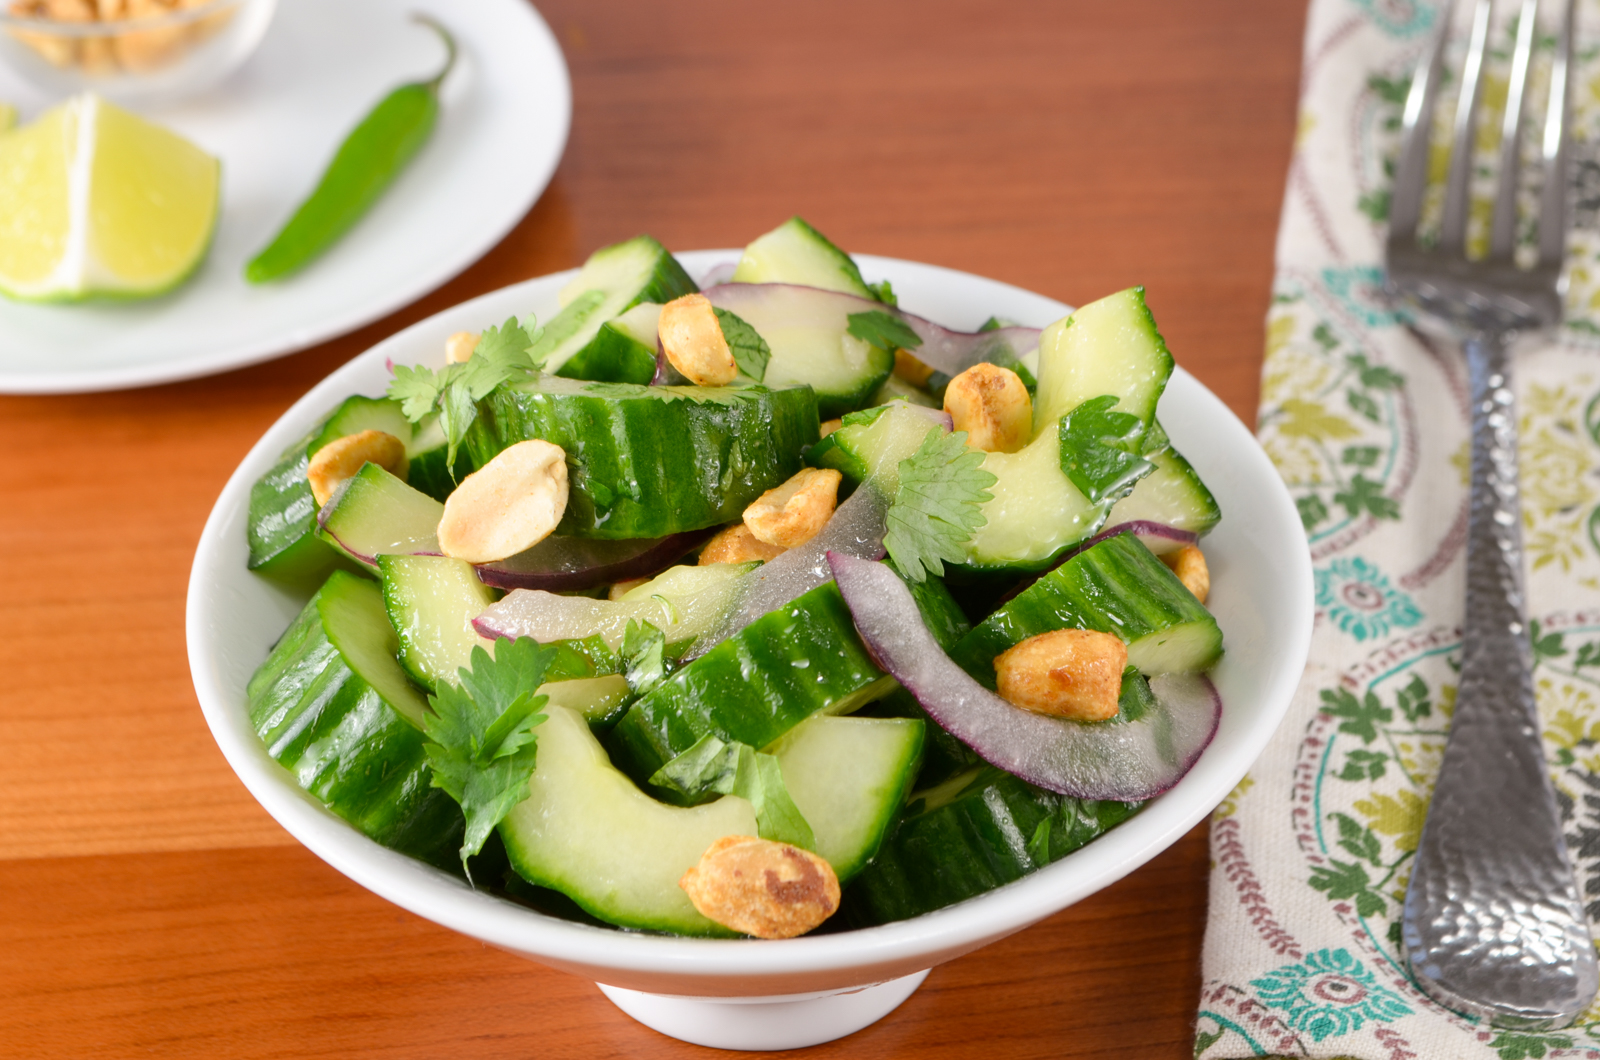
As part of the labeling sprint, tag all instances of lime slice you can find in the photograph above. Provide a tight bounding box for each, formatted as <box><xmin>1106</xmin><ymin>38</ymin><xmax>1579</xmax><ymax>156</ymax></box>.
<box><xmin>0</xmin><ymin>94</ymin><xmax>219</xmax><ymax>302</ymax></box>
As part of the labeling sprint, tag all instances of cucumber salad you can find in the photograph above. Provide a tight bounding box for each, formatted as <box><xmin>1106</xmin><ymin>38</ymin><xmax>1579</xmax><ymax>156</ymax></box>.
<box><xmin>243</xmin><ymin>218</ymin><xmax>1224</xmax><ymax>940</ymax></box>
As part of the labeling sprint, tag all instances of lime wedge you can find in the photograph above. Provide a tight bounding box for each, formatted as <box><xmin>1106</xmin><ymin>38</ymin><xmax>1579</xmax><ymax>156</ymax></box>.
<box><xmin>0</xmin><ymin>94</ymin><xmax>219</xmax><ymax>302</ymax></box>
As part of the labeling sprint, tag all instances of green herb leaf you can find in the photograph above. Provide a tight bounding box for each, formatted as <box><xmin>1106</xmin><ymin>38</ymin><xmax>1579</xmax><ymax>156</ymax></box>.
<box><xmin>388</xmin><ymin>363</ymin><xmax>448</xmax><ymax>422</ymax></box>
<box><xmin>422</xmin><ymin>637</ymin><xmax>555</xmax><ymax>875</ymax></box>
<box><xmin>884</xmin><ymin>427</ymin><xmax>997</xmax><ymax>582</ymax></box>
<box><xmin>865</xmin><ymin>279</ymin><xmax>898</xmax><ymax>307</ymax></box>
<box><xmin>621</xmin><ymin>618</ymin><xmax>669</xmax><ymax>695</ymax></box>
<box><xmin>847</xmin><ymin>310</ymin><xmax>923</xmax><ymax>353</ymax></box>
<box><xmin>711</xmin><ymin>306</ymin><xmax>771</xmax><ymax>381</ymax></box>
<box><xmin>1057</xmin><ymin>394</ymin><xmax>1156</xmax><ymax>504</ymax></box>
<box><xmin>647</xmin><ymin>734</ymin><xmax>815</xmax><ymax>849</ymax></box>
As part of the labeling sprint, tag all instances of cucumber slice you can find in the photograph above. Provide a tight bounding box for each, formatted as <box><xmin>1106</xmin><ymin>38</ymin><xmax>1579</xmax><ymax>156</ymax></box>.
<box><xmin>473</xmin><ymin>377</ymin><xmax>820</xmax><ymax>539</ymax></box>
<box><xmin>555</xmin><ymin>301</ymin><xmax>662</xmax><ymax>385</ymax></box>
<box><xmin>703</xmin><ymin>284</ymin><xmax>894</xmax><ymax>419</ymax></box>
<box><xmin>532</xmin><ymin>236</ymin><xmax>697</xmax><ymax>375</ymax></box>
<box><xmin>961</xmin><ymin>427</ymin><xmax>1109</xmax><ymax>571</ymax></box>
<box><xmin>499</xmin><ymin>706</ymin><xmax>924</xmax><ymax>934</ymax></box>
<box><xmin>870</xmin><ymin>374</ymin><xmax>939</xmax><ymax>408</ymax></box>
<box><xmin>730</xmin><ymin>216</ymin><xmax>875</xmax><ymax>299</ymax></box>
<box><xmin>403</xmin><ymin>415</ymin><xmax>473</xmax><ymax>502</ymax></box>
<box><xmin>1031</xmin><ymin>286</ymin><xmax>1174</xmax><ymax>437</ymax></box>
<box><xmin>247</xmin><ymin>570</ymin><xmax>461</xmax><ymax>869</ymax></box>
<box><xmin>840</xmin><ymin>765</ymin><xmax>1142</xmax><ymax>926</ymax></box>
<box><xmin>317</xmin><ymin>463</ymin><xmax>444</xmax><ymax>570</ymax></box>
<box><xmin>605</xmin><ymin>580</ymin><xmax>895</xmax><ymax>788</ymax></box>
<box><xmin>770</xmin><ymin>714</ymin><xmax>925</xmax><ymax>881</ymax></box>
<box><xmin>246</xmin><ymin>395</ymin><xmax>414</xmax><ymax>579</ymax></box>
<box><xmin>474</xmin><ymin>561</ymin><xmax>757</xmax><ymax>649</ymax></box>
<box><xmin>1103</xmin><ymin>444</ymin><xmax>1221</xmax><ymax>539</ymax></box>
<box><xmin>950</xmin><ymin>532</ymin><xmax>1223</xmax><ymax>685</ymax></box>
<box><xmin>806</xmin><ymin>402</ymin><xmax>951</xmax><ymax>489</ymax></box>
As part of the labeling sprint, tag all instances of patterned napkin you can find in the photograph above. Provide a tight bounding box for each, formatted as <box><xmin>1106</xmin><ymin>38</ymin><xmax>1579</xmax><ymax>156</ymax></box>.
<box><xmin>1195</xmin><ymin>2</ymin><xmax>1600</xmax><ymax>1058</ymax></box>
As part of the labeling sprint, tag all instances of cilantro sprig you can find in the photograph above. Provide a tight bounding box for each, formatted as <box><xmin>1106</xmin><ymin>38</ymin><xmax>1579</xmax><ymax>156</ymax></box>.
<box><xmin>711</xmin><ymin>307</ymin><xmax>771</xmax><ymax>382</ymax></box>
<box><xmin>847</xmin><ymin>310</ymin><xmax>923</xmax><ymax>354</ymax></box>
<box><xmin>1057</xmin><ymin>395</ymin><xmax>1156</xmax><ymax>504</ymax></box>
<box><xmin>422</xmin><ymin>637</ymin><xmax>556</xmax><ymax>875</ymax></box>
<box><xmin>648</xmin><ymin>734</ymin><xmax>815</xmax><ymax>850</ymax></box>
<box><xmin>883</xmin><ymin>427</ymin><xmax>997</xmax><ymax>582</ymax></box>
<box><xmin>387</xmin><ymin>315</ymin><xmax>545</xmax><ymax>475</ymax></box>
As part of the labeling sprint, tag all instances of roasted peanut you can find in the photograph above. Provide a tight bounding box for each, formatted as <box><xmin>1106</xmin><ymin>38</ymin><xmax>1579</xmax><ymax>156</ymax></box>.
<box><xmin>1161</xmin><ymin>544</ymin><xmax>1210</xmax><ymax>604</ymax></box>
<box><xmin>659</xmin><ymin>293</ymin><xmax>737</xmax><ymax>386</ymax></box>
<box><xmin>699</xmin><ymin>523</ymin><xmax>785</xmax><ymax>565</ymax></box>
<box><xmin>994</xmin><ymin>628</ymin><xmax>1128</xmax><ymax>721</ymax></box>
<box><xmin>742</xmin><ymin>467</ymin><xmax>842</xmax><ymax>548</ymax></box>
<box><xmin>893</xmin><ymin>348</ymin><xmax>936</xmax><ymax>388</ymax></box>
<box><xmin>437</xmin><ymin>440</ymin><xmax>569</xmax><ymax>563</ymax></box>
<box><xmin>679</xmin><ymin>835</ymin><xmax>840</xmax><ymax>939</ymax></box>
<box><xmin>943</xmin><ymin>362</ymin><xmax>1032</xmax><ymax>453</ymax></box>
<box><xmin>819</xmin><ymin>418</ymin><xmax>843</xmax><ymax>438</ymax></box>
<box><xmin>444</xmin><ymin>330</ymin><xmax>480</xmax><ymax>364</ymax></box>
<box><xmin>306</xmin><ymin>430</ymin><xmax>408</xmax><ymax>507</ymax></box>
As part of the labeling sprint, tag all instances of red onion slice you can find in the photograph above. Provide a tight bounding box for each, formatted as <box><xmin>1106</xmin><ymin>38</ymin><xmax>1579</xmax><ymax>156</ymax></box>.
<box><xmin>827</xmin><ymin>551</ymin><xmax>1221</xmax><ymax>801</ymax></box>
<box><xmin>473</xmin><ymin>530</ymin><xmax>714</xmax><ymax>592</ymax></box>
<box><xmin>703</xmin><ymin>283</ymin><xmax>1039</xmax><ymax>379</ymax></box>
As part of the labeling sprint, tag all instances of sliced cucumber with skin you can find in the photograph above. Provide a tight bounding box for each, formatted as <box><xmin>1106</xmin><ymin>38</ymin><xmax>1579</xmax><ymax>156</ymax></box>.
<box><xmin>869</xmin><ymin>374</ymin><xmax>939</xmax><ymax>409</ymax></box>
<box><xmin>1103</xmin><ymin>445</ymin><xmax>1221</xmax><ymax>539</ymax></box>
<box><xmin>247</xmin><ymin>570</ymin><xmax>462</xmax><ymax>870</ymax></box>
<box><xmin>472</xmin><ymin>377</ymin><xmax>820</xmax><ymax>539</ymax></box>
<box><xmin>532</xmin><ymin>236</ymin><xmax>697</xmax><ymax>375</ymax></box>
<box><xmin>499</xmin><ymin>706</ymin><xmax>924</xmax><ymax>935</ymax></box>
<box><xmin>840</xmin><ymin>764</ymin><xmax>1143</xmax><ymax>927</ymax></box>
<box><xmin>950</xmin><ymin>532</ymin><xmax>1223</xmax><ymax>686</ymax></box>
<box><xmin>404</xmin><ymin>415</ymin><xmax>473</xmax><ymax>502</ymax></box>
<box><xmin>605</xmin><ymin>580</ymin><xmax>895</xmax><ymax>789</ymax></box>
<box><xmin>1030</xmin><ymin>286</ymin><xmax>1173</xmax><ymax>438</ymax></box>
<box><xmin>555</xmin><ymin>301</ymin><xmax>662</xmax><ymax>385</ymax></box>
<box><xmin>246</xmin><ymin>395</ymin><xmax>414</xmax><ymax>578</ymax></box>
<box><xmin>806</xmin><ymin>402</ymin><xmax>950</xmax><ymax>490</ymax></box>
<box><xmin>730</xmin><ymin>216</ymin><xmax>876</xmax><ymax>299</ymax></box>
<box><xmin>317</xmin><ymin>463</ymin><xmax>444</xmax><ymax>570</ymax></box>
<box><xmin>703</xmin><ymin>284</ymin><xmax>893</xmax><ymax>419</ymax></box>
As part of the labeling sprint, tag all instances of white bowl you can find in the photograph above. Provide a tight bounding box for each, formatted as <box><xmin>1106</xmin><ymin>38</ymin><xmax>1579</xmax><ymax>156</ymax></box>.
<box><xmin>187</xmin><ymin>253</ymin><xmax>1313</xmax><ymax>1051</ymax></box>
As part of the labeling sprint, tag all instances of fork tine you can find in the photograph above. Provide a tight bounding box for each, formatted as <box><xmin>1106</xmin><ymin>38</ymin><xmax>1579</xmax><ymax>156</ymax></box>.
<box><xmin>1537</xmin><ymin>0</ymin><xmax>1576</xmax><ymax>268</ymax></box>
<box><xmin>1488</xmin><ymin>0</ymin><xmax>1540</xmax><ymax>260</ymax></box>
<box><xmin>1389</xmin><ymin>0</ymin><xmax>1456</xmax><ymax>246</ymax></box>
<box><xmin>1440</xmin><ymin>0</ymin><xmax>1494</xmax><ymax>255</ymax></box>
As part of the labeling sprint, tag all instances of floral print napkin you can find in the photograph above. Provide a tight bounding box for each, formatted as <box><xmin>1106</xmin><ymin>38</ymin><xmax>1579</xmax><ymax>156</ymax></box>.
<box><xmin>1196</xmin><ymin>2</ymin><xmax>1600</xmax><ymax>1058</ymax></box>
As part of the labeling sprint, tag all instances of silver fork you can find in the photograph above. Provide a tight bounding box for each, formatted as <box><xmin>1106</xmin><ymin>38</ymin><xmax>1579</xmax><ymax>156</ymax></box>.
<box><xmin>1386</xmin><ymin>0</ymin><xmax>1595</xmax><ymax>1029</ymax></box>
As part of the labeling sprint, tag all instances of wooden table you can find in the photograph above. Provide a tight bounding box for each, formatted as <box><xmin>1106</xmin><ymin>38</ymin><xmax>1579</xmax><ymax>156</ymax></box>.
<box><xmin>0</xmin><ymin>2</ymin><xmax>1306</xmax><ymax>1055</ymax></box>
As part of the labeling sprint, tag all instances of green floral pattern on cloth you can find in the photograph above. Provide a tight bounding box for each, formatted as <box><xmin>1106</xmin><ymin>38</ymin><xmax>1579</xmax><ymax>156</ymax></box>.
<box><xmin>1198</xmin><ymin>1</ymin><xmax>1600</xmax><ymax>1058</ymax></box>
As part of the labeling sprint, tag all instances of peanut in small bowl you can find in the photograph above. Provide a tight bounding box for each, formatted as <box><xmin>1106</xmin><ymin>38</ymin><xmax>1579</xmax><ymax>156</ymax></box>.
<box><xmin>0</xmin><ymin>0</ymin><xmax>276</xmax><ymax>103</ymax></box>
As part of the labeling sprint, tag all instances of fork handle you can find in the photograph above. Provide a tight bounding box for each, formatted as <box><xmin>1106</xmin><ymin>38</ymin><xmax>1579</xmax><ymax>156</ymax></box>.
<box><xmin>1402</xmin><ymin>331</ymin><xmax>1598</xmax><ymax>1028</ymax></box>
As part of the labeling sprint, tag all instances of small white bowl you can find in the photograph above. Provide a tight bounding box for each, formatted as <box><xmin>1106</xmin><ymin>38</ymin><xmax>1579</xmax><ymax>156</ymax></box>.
<box><xmin>187</xmin><ymin>253</ymin><xmax>1313</xmax><ymax>1051</ymax></box>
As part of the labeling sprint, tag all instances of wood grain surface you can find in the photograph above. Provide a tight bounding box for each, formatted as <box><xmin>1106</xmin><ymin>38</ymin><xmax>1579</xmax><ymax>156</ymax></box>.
<box><xmin>0</xmin><ymin>1</ymin><xmax>1306</xmax><ymax>1055</ymax></box>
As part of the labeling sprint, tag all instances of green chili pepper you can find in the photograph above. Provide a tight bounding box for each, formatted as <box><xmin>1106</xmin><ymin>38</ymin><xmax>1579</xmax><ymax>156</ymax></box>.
<box><xmin>245</xmin><ymin>15</ymin><xmax>457</xmax><ymax>284</ymax></box>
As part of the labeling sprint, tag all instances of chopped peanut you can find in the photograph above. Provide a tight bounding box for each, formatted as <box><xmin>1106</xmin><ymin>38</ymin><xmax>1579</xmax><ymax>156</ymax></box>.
<box><xmin>1161</xmin><ymin>544</ymin><xmax>1210</xmax><ymax>604</ymax></box>
<box><xmin>893</xmin><ymin>348</ymin><xmax>936</xmax><ymax>388</ymax></box>
<box><xmin>679</xmin><ymin>835</ymin><xmax>840</xmax><ymax>939</ymax></box>
<box><xmin>306</xmin><ymin>430</ymin><xmax>408</xmax><ymax>508</ymax></box>
<box><xmin>819</xmin><ymin>418</ymin><xmax>843</xmax><ymax>438</ymax></box>
<box><xmin>994</xmin><ymin>628</ymin><xmax>1128</xmax><ymax>722</ymax></box>
<box><xmin>659</xmin><ymin>293</ymin><xmax>737</xmax><ymax>386</ymax></box>
<box><xmin>943</xmin><ymin>362</ymin><xmax>1032</xmax><ymax>453</ymax></box>
<box><xmin>699</xmin><ymin>523</ymin><xmax>785</xmax><ymax>565</ymax></box>
<box><xmin>608</xmin><ymin>577</ymin><xmax>649</xmax><ymax>601</ymax></box>
<box><xmin>444</xmin><ymin>330</ymin><xmax>480</xmax><ymax>364</ymax></box>
<box><xmin>742</xmin><ymin>467</ymin><xmax>842</xmax><ymax>548</ymax></box>
<box><xmin>437</xmin><ymin>440</ymin><xmax>569</xmax><ymax>563</ymax></box>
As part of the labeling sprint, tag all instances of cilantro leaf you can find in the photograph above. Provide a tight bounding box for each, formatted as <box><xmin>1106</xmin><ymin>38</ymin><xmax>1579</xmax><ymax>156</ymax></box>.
<box><xmin>388</xmin><ymin>363</ymin><xmax>447</xmax><ymax>422</ymax></box>
<box><xmin>647</xmin><ymin>734</ymin><xmax>815</xmax><ymax>849</ymax></box>
<box><xmin>422</xmin><ymin>637</ymin><xmax>556</xmax><ymax>875</ymax></box>
<box><xmin>884</xmin><ymin>428</ymin><xmax>997</xmax><ymax>582</ymax></box>
<box><xmin>865</xmin><ymin>279</ymin><xmax>898</xmax><ymax>306</ymax></box>
<box><xmin>621</xmin><ymin>618</ymin><xmax>669</xmax><ymax>695</ymax></box>
<box><xmin>1057</xmin><ymin>395</ymin><xmax>1156</xmax><ymax>504</ymax></box>
<box><xmin>847</xmin><ymin>310</ymin><xmax>923</xmax><ymax>353</ymax></box>
<box><xmin>711</xmin><ymin>307</ymin><xmax>770</xmax><ymax>381</ymax></box>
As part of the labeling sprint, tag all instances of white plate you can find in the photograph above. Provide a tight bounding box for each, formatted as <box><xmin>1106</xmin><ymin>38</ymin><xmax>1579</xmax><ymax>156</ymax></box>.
<box><xmin>189</xmin><ymin>252</ymin><xmax>1312</xmax><ymax>1011</ymax></box>
<box><xmin>0</xmin><ymin>0</ymin><xmax>570</xmax><ymax>394</ymax></box>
